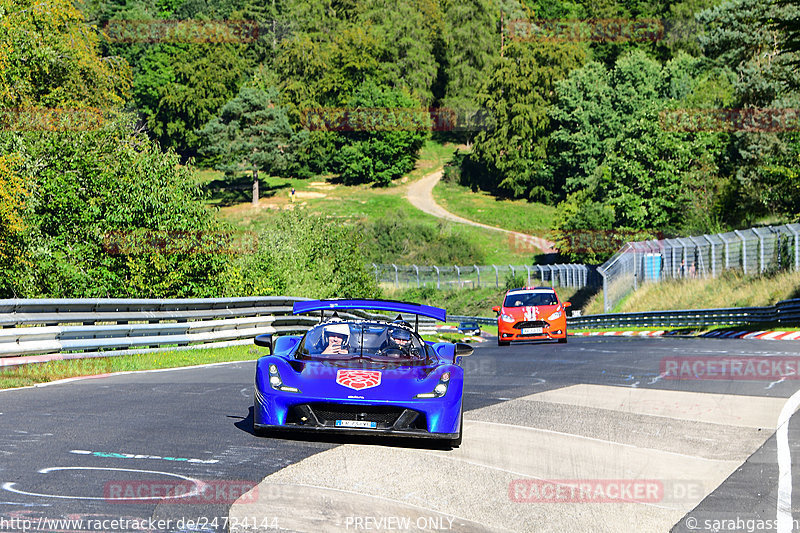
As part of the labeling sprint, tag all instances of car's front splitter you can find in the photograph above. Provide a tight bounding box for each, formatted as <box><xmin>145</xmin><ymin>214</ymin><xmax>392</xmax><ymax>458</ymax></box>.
<box><xmin>253</xmin><ymin>422</ymin><xmax>458</xmax><ymax>440</ymax></box>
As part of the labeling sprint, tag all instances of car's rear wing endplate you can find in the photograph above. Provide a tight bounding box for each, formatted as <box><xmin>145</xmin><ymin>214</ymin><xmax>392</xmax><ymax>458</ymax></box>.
<box><xmin>292</xmin><ymin>299</ymin><xmax>446</xmax><ymax>322</ymax></box>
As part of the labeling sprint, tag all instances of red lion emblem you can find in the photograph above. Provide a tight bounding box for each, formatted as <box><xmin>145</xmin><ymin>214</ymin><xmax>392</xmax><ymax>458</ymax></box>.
<box><xmin>336</xmin><ymin>369</ymin><xmax>382</xmax><ymax>390</ymax></box>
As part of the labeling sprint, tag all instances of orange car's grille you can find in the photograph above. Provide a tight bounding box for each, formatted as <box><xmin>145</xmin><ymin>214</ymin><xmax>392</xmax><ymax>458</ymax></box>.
<box><xmin>513</xmin><ymin>320</ymin><xmax>549</xmax><ymax>329</ymax></box>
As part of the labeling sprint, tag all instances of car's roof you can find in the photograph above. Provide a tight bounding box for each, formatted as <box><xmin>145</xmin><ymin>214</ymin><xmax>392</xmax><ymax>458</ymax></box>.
<box><xmin>506</xmin><ymin>286</ymin><xmax>556</xmax><ymax>294</ymax></box>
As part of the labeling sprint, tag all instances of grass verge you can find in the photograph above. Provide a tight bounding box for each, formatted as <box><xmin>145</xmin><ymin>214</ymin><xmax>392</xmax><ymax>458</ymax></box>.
<box><xmin>433</xmin><ymin>180</ymin><xmax>556</xmax><ymax>237</ymax></box>
<box><xmin>0</xmin><ymin>345</ymin><xmax>261</xmax><ymax>390</ymax></box>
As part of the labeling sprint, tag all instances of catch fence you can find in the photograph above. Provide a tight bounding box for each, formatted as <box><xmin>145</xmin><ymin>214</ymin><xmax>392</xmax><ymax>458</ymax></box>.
<box><xmin>598</xmin><ymin>224</ymin><xmax>800</xmax><ymax>313</ymax></box>
<box><xmin>372</xmin><ymin>263</ymin><xmax>597</xmax><ymax>290</ymax></box>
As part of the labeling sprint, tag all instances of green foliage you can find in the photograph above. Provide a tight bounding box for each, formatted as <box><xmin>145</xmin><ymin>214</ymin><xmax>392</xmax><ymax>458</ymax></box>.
<box><xmin>226</xmin><ymin>211</ymin><xmax>380</xmax><ymax>299</ymax></box>
<box><xmin>357</xmin><ymin>211</ymin><xmax>485</xmax><ymax>265</ymax></box>
<box><xmin>504</xmin><ymin>271</ymin><xmax>527</xmax><ymax>290</ymax></box>
<box><xmin>332</xmin><ymin>81</ymin><xmax>429</xmax><ymax>186</ymax></box>
<box><xmin>547</xmin><ymin>50</ymin><xmax>730</xmax><ymax>262</ymax></box>
<box><xmin>200</xmin><ymin>86</ymin><xmax>306</xmax><ymax>178</ymax></box>
<box><xmin>0</xmin><ymin>116</ymin><xmax>229</xmax><ymax>298</ymax></box>
<box><xmin>0</xmin><ymin>0</ymin><xmax>131</xmax><ymax>108</ymax></box>
<box><xmin>467</xmin><ymin>39</ymin><xmax>587</xmax><ymax>202</ymax></box>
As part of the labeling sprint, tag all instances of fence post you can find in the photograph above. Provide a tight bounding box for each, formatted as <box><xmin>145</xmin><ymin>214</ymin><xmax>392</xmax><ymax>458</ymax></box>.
<box><xmin>525</xmin><ymin>265</ymin><xmax>531</xmax><ymax>286</ymax></box>
<box><xmin>392</xmin><ymin>264</ymin><xmax>399</xmax><ymax>289</ymax></box>
<box><xmin>547</xmin><ymin>265</ymin><xmax>555</xmax><ymax>286</ymax></box>
<box><xmin>789</xmin><ymin>225</ymin><xmax>800</xmax><ymax>271</ymax></box>
<box><xmin>493</xmin><ymin>265</ymin><xmax>499</xmax><ymax>288</ymax></box>
<box><xmin>474</xmin><ymin>265</ymin><xmax>481</xmax><ymax>287</ymax></box>
<box><xmin>413</xmin><ymin>264</ymin><xmax>420</xmax><ymax>287</ymax></box>
<box><xmin>598</xmin><ymin>267</ymin><xmax>609</xmax><ymax>313</ymax></box>
<box><xmin>633</xmin><ymin>247</ymin><xmax>638</xmax><ymax>291</ymax></box>
<box><xmin>433</xmin><ymin>265</ymin><xmax>440</xmax><ymax>289</ymax></box>
<box><xmin>734</xmin><ymin>230</ymin><xmax>747</xmax><ymax>274</ymax></box>
<box><xmin>703</xmin><ymin>235</ymin><xmax>716</xmax><ymax>278</ymax></box>
<box><xmin>454</xmin><ymin>265</ymin><xmax>461</xmax><ymax>287</ymax></box>
<box><xmin>372</xmin><ymin>263</ymin><xmax>379</xmax><ymax>284</ymax></box>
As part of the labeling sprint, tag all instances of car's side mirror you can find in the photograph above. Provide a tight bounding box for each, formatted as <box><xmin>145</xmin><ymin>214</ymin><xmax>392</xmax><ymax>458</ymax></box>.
<box><xmin>254</xmin><ymin>334</ymin><xmax>273</xmax><ymax>355</ymax></box>
<box><xmin>492</xmin><ymin>306</ymin><xmax>501</xmax><ymax>315</ymax></box>
<box><xmin>455</xmin><ymin>343</ymin><xmax>473</xmax><ymax>357</ymax></box>
<box><xmin>563</xmin><ymin>302</ymin><xmax>572</xmax><ymax>308</ymax></box>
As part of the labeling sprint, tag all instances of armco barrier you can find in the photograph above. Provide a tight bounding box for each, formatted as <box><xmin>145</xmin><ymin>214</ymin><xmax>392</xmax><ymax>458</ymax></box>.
<box><xmin>0</xmin><ymin>297</ymin><xmax>437</xmax><ymax>361</ymax></box>
<box><xmin>452</xmin><ymin>299</ymin><xmax>800</xmax><ymax>330</ymax></box>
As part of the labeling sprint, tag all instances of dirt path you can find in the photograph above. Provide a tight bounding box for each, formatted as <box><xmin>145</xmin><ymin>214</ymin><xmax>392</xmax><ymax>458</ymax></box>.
<box><xmin>406</xmin><ymin>170</ymin><xmax>557</xmax><ymax>254</ymax></box>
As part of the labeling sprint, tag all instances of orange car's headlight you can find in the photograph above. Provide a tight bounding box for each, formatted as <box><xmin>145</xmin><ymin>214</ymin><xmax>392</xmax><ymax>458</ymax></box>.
<box><xmin>547</xmin><ymin>311</ymin><xmax>562</xmax><ymax>320</ymax></box>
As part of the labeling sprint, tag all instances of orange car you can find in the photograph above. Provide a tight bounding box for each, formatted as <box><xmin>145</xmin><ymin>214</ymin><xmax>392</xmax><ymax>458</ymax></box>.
<box><xmin>492</xmin><ymin>287</ymin><xmax>571</xmax><ymax>346</ymax></box>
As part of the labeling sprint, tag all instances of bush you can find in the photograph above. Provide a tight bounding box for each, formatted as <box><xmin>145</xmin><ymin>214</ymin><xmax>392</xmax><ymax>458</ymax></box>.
<box><xmin>0</xmin><ymin>115</ymin><xmax>229</xmax><ymax>298</ymax></box>
<box><xmin>357</xmin><ymin>211</ymin><xmax>484</xmax><ymax>264</ymax></box>
<box><xmin>225</xmin><ymin>211</ymin><xmax>380</xmax><ymax>299</ymax></box>
<box><xmin>332</xmin><ymin>80</ymin><xmax>429</xmax><ymax>186</ymax></box>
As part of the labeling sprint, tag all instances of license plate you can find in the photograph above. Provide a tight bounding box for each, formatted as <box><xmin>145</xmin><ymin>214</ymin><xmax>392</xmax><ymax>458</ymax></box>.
<box><xmin>335</xmin><ymin>420</ymin><xmax>377</xmax><ymax>429</ymax></box>
<box><xmin>522</xmin><ymin>327</ymin><xmax>543</xmax><ymax>335</ymax></box>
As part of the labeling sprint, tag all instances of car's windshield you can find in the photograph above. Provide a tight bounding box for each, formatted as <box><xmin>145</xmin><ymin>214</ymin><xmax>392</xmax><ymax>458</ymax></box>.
<box><xmin>460</xmin><ymin>322</ymin><xmax>478</xmax><ymax>328</ymax></box>
<box><xmin>503</xmin><ymin>292</ymin><xmax>559</xmax><ymax>307</ymax></box>
<box><xmin>297</xmin><ymin>321</ymin><xmax>426</xmax><ymax>362</ymax></box>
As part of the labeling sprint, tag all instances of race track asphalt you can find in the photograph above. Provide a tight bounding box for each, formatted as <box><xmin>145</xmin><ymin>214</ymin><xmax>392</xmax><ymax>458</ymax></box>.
<box><xmin>1</xmin><ymin>336</ymin><xmax>799</xmax><ymax>533</ymax></box>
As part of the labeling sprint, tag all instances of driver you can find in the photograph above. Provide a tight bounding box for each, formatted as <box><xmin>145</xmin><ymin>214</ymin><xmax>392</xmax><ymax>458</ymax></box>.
<box><xmin>321</xmin><ymin>323</ymin><xmax>350</xmax><ymax>354</ymax></box>
<box><xmin>387</xmin><ymin>327</ymin><xmax>413</xmax><ymax>356</ymax></box>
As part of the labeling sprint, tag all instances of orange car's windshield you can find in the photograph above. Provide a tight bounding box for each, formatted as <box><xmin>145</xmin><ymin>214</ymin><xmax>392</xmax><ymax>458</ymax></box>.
<box><xmin>503</xmin><ymin>292</ymin><xmax>558</xmax><ymax>307</ymax></box>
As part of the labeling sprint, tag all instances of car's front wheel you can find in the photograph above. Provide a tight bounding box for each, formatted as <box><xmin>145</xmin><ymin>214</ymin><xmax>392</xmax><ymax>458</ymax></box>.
<box><xmin>498</xmin><ymin>339</ymin><xmax>510</xmax><ymax>346</ymax></box>
<box><xmin>558</xmin><ymin>336</ymin><xmax>568</xmax><ymax>344</ymax></box>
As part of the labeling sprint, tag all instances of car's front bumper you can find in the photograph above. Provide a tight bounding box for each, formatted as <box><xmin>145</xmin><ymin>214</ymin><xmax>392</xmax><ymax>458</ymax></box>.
<box><xmin>254</xmin><ymin>388</ymin><xmax>462</xmax><ymax>438</ymax></box>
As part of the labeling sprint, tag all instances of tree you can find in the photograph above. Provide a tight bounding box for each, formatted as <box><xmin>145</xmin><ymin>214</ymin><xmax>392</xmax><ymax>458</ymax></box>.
<box><xmin>698</xmin><ymin>0</ymin><xmax>800</xmax><ymax>223</ymax></box>
<box><xmin>332</xmin><ymin>80</ymin><xmax>429</xmax><ymax>186</ymax></box>
<box><xmin>467</xmin><ymin>39</ymin><xmax>586</xmax><ymax>201</ymax></box>
<box><xmin>0</xmin><ymin>115</ymin><xmax>231</xmax><ymax>298</ymax></box>
<box><xmin>441</xmin><ymin>0</ymin><xmax>498</xmax><ymax>123</ymax></box>
<box><xmin>0</xmin><ymin>0</ymin><xmax>130</xmax><ymax>109</ymax></box>
<box><xmin>150</xmin><ymin>43</ymin><xmax>249</xmax><ymax>158</ymax></box>
<box><xmin>359</xmin><ymin>0</ymin><xmax>444</xmax><ymax>106</ymax></box>
<box><xmin>201</xmin><ymin>86</ymin><xmax>305</xmax><ymax>203</ymax></box>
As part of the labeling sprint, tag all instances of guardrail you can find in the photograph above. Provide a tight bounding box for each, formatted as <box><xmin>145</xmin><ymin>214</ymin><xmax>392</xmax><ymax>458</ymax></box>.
<box><xmin>0</xmin><ymin>298</ymin><xmax>437</xmax><ymax>361</ymax></box>
<box><xmin>567</xmin><ymin>299</ymin><xmax>800</xmax><ymax>329</ymax></box>
<box><xmin>451</xmin><ymin>299</ymin><xmax>800</xmax><ymax>330</ymax></box>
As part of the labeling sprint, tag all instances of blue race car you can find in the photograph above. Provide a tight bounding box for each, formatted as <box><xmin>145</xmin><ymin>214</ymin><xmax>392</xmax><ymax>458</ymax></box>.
<box><xmin>252</xmin><ymin>299</ymin><xmax>472</xmax><ymax>447</ymax></box>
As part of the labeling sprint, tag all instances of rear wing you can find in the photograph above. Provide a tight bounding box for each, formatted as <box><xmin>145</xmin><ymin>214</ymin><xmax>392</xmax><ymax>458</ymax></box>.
<box><xmin>292</xmin><ymin>299</ymin><xmax>447</xmax><ymax>326</ymax></box>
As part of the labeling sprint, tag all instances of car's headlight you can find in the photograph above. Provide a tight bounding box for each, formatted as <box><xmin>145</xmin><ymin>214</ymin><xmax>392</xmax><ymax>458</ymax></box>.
<box><xmin>500</xmin><ymin>314</ymin><xmax>515</xmax><ymax>323</ymax></box>
<box><xmin>267</xmin><ymin>363</ymin><xmax>300</xmax><ymax>393</ymax></box>
<box><xmin>548</xmin><ymin>311</ymin><xmax>562</xmax><ymax>320</ymax></box>
<box><xmin>415</xmin><ymin>371</ymin><xmax>450</xmax><ymax>399</ymax></box>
